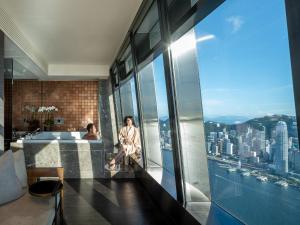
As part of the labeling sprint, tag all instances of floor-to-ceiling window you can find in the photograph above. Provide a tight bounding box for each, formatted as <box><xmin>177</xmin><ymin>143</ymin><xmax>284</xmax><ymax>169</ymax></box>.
<box><xmin>111</xmin><ymin>0</ymin><xmax>300</xmax><ymax>224</ymax></box>
<box><xmin>171</xmin><ymin>24</ymin><xmax>211</xmax><ymax>220</ymax></box>
<box><xmin>171</xmin><ymin>0</ymin><xmax>300</xmax><ymax>224</ymax></box>
<box><xmin>118</xmin><ymin>45</ymin><xmax>139</xmax><ymax>128</ymax></box>
<box><xmin>138</xmin><ymin>54</ymin><xmax>177</xmax><ymax>198</ymax></box>
<box><xmin>119</xmin><ymin>76</ymin><xmax>139</xmax><ymax>127</ymax></box>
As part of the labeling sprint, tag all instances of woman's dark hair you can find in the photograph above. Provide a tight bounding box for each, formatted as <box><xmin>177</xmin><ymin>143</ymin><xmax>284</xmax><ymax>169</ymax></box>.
<box><xmin>123</xmin><ymin>116</ymin><xmax>136</xmax><ymax>126</ymax></box>
<box><xmin>86</xmin><ymin>123</ymin><xmax>94</xmax><ymax>132</ymax></box>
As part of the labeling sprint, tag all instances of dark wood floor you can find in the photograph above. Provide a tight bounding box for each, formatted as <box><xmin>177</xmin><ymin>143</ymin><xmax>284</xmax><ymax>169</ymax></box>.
<box><xmin>63</xmin><ymin>179</ymin><xmax>175</xmax><ymax>225</ymax></box>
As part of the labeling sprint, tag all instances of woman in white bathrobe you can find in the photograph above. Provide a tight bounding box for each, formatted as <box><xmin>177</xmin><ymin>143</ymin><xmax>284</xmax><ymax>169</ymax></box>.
<box><xmin>107</xmin><ymin>116</ymin><xmax>141</xmax><ymax>170</ymax></box>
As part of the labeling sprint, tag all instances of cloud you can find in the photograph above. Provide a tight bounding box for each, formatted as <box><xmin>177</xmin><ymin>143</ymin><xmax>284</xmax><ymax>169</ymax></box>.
<box><xmin>226</xmin><ymin>16</ymin><xmax>244</xmax><ymax>33</ymax></box>
<box><xmin>196</xmin><ymin>34</ymin><xmax>216</xmax><ymax>43</ymax></box>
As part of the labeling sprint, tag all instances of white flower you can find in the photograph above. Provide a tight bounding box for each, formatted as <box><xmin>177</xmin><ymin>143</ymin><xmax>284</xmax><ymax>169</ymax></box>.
<box><xmin>37</xmin><ymin>105</ymin><xmax>58</xmax><ymax>113</ymax></box>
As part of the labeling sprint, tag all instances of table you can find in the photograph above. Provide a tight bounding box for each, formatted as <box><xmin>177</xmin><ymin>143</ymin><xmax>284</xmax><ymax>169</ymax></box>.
<box><xmin>29</xmin><ymin>180</ymin><xmax>63</xmax><ymax>225</ymax></box>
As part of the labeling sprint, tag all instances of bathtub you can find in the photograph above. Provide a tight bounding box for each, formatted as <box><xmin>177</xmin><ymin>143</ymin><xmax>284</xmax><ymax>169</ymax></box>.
<box><xmin>30</xmin><ymin>131</ymin><xmax>86</xmax><ymax>140</ymax></box>
<box><xmin>13</xmin><ymin>132</ymin><xmax>107</xmax><ymax>178</ymax></box>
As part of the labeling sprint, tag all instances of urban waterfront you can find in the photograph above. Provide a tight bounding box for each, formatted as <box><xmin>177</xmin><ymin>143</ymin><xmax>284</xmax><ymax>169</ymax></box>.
<box><xmin>159</xmin><ymin>146</ymin><xmax>300</xmax><ymax>225</ymax></box>
<box><xmin>158</xmin><ymin>114</ymin><xmax>300</xmax><ymax>225</ymax></box>
<box><xmin>208</xmin><ymin>158</ymin><xmax>300</xmax><ymax>225</ymax></box>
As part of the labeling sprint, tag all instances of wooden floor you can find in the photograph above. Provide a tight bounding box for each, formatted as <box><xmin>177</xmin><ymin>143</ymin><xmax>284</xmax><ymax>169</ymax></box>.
<box><xmin>63</xmin><ymin>179</ymin><xmax>175</xmax><ymax>225</ymax></box>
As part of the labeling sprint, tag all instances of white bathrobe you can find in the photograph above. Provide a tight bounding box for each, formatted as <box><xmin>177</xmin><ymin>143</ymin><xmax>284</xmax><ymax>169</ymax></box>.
<box><xmin>119</xmin><ymin>126</ymin><xmax>141</xmax><ymax>156</ymax></box>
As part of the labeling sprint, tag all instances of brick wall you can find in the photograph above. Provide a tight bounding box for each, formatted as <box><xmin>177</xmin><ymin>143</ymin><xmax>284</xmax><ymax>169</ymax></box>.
<box><xmin>13</xmin><ymin>80</ymin><xmax>99</xmax><ymax>131</ymax></box>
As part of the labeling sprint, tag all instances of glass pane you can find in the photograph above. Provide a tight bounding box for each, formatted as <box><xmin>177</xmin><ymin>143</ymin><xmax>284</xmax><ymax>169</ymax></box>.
<box><xmin>120</xmin><ymin>46</ymin><xmax>133</xmax><ymax>74</ymax></box>
<box><xmin>138</xmin><ymin>54</ymin><xmax>176</xmax><ymax>198</ymax></box>
<box><xmin>119</xmin><ymin>76</ymin><xmax>139</xmax><ymax>127</ymax></box>
<box><xmin>167</xmin><ymin>0</ymin><xmax>199</xmax><ymax>31</ymax></box>
<box><xmin>171</xmin><ymin>0</ymin><xmax>300</xmax><ymax>224</ymax></box>
<box><xmin>125</xmin><ymin>54</ymin><xmax>133</xmax><ymax>74</ymax></box>
<box><xmin>171</xmin><ymin>28</ymin><xmax>211</xmax><ymax>212</ymax></box>
<box><xmin>134</xmin><ymin>1</ymin><xmax>161</xmax><ymax>64</ymax></box>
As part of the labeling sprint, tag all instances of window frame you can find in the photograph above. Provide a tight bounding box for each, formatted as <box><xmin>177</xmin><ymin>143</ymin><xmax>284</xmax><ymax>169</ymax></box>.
<box><xmin>109</xmin><ymin>0</ymin><xmax>300</xmax><ymax>217</ymax></box>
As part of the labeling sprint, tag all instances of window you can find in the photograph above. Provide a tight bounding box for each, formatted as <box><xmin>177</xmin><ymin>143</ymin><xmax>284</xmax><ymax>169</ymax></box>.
<box><xmin>171</xmin><ymin>0</ymin><xmax>300</xmax><ymax>224</ymax></box>
<box><xmin>120</xmin><ymin>46</ymin><xmax>134</xmax><ymax>75</ymax></box>
<box><xmin>171</xmin><ymin>28</ymin><xmax>211</xmax><ymax>216</ymax></box>
<box><xmin>167</xmin><ymin>0</ymin><xmax>199</xmax><ymax>32</ymax></box>
<box><xmin>119</xmin><ymin>76</ymin><xmax>139</xmax><ymax>127</ymax></box>
<box><xmin>134</xmin><ymin>1</ymin><xmax>161</xmax><ymax>64</ymax></box>
<box><xmin>138</xmin><ymin>54</ymin><xmax>176</xmax><ymax>198</ymax></box>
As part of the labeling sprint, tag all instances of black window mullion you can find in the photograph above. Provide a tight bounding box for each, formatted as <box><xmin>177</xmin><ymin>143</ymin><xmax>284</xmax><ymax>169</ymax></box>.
<box><xmin>285</xmin><ymin>0</ymin><xmax>300</xmax><ymax>143</ymax></box>
<box><xmin>130</xmin><ymin>31</ymin><xmax>147</xmax><ymax>169</ymax></box>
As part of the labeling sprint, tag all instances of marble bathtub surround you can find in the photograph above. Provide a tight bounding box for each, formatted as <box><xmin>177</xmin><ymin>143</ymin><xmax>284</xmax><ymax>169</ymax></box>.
<box><xmin>15</xmin><ymin>139</ymin><xmax>106</xmax><ymax>179</ymax></box>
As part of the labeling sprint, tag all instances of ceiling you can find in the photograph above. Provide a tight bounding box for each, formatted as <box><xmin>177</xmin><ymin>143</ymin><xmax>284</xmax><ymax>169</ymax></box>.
<box><xmin>0</xmin><ymin>0</ymin><xmax>142</xmax><ymax>78</ymax></box>
<box><xmin>4</xmin><ymin>35</ymin><xmax>46</xmax><ymax>79</ymax></box>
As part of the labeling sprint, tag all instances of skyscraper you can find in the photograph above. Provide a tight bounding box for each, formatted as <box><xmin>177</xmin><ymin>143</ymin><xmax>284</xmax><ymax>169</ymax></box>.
<box><xmin>274</xmin><ymin>121</ymin><xmax>289</xmax><ymax>174</ymax></box>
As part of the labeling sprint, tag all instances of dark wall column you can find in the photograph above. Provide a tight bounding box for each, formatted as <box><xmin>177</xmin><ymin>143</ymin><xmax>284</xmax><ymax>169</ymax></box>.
<box><xmin>0</xmin><ymin>30</ymin><xmax>4</xmax><ymax>153</ymax></box>
<box><xmin>4</xmin><ymin>59</ymin><xmax>13</xmax><ymax>150</ymax></box>
<box><xmin>285</xmin><ymin>0</ymin><xmax>300</xmax><ymax>140</ymax></box>
<box><xmin>98</xmin><ymin>79</ymin><xmax>114</xmax><ymax>150</ymax></box>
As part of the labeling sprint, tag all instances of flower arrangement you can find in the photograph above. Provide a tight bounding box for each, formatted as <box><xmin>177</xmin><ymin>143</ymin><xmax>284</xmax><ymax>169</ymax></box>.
<box><xmin>38</xmin><ymin>106</ymin><xmax>59</xmax><ymax>130</ymax></box>
<box><xmin>38</xmin><ymin>106</ymin><xmax>59</xmax><ymax>113</ymax></box>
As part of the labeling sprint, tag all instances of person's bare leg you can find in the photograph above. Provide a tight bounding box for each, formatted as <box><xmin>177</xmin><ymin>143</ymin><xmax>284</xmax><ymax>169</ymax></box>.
<box><xmin>110</xmin><ymin>159</ymin><xmax>115</xmax><ymax>166</ymax></box>
<box><xmin>109</xmin><ymin>149</ymin><xmax>126</xmax><ymax>169</ymax></box>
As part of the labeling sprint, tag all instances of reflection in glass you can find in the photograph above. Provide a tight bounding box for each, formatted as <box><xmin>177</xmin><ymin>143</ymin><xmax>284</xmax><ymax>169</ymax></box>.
<box><xmin>167</xmin><ymin>0</ymin><xmax>199</xmax><ymax>32</ymax></box>
<box><xmin>134</xmin><ymin>1</ymin><xmax>161</xmax><ymax>63</ymax></box>
<box><xmin>119</xmin><ymin>76</ymin><xmax>139</xmax><ymax>127</ymax></box>
<box><xmin>171</xmin><ymin>29</ymin><xmax>211</xmax><ymax>209</ymax></box>
<box><xmin>138</xmin><ymin>54</ymin><xmax>176</xmax><ymax>198</ymax></box>
<box><xmin>120</xmin><ymin>46</ymin><xmax>134</xmax><ymax>74</ymax></box>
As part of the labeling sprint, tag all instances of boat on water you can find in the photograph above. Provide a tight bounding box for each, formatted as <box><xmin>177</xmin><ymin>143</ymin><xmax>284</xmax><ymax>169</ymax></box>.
<box><xmin>251</xmin><ymin>170</ymin><xmax>258</xmax><ymax>174</ymax></box>
<box><xmin>257</xmin><ymin>176</ymin><xmax>268</xmax><ymax>182</ymax></box>
<box><xmin>238</xmin><ymin>168</ymin><xmax>249</xmax><ymax>173</ymax></box>
<box><xmin>241</xmin><ymin>172</ymin><xmax>251</xmax><ymax>177</ymax></box>
<box><xmin>227</xmin><ymin>167</ymin><xmax>237</xmax><ymax>172</ymax></box>
<box><xmin>275</xmin><ymin>180</ymin><xmax>288</xmax><ymax>187</ymax></box>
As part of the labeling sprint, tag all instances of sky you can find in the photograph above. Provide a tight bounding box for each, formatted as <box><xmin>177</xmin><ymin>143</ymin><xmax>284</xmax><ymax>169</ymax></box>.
<box><xmin>194</xmin><ymin>0</ymin><xmax>296</xmax><ymax>118</ymax></box>
<box><xmin>137</xmin><ymin>0</ymin><xmax>297</xmax><ymax>121</ymax></box>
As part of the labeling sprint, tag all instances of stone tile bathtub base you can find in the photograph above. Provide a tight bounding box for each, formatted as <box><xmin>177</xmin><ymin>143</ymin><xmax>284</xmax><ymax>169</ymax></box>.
<box><xmin>16</xmin><ymin>142</ymin><xmax>106</xmax><ymax>178</ymax></box>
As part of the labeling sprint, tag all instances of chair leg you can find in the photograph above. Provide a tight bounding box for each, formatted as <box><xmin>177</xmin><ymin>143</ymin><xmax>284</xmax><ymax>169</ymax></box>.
<box><xmin>60</xmin><ymin>191</ymin><xmax>63</xmax><ymax>225</ymax></box>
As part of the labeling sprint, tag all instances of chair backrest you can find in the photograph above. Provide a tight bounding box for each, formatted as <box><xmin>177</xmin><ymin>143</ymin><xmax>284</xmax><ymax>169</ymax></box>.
<box><xmin>13</xmin><ymin>150</ymin><xmax>28</xmax><ymax>188</ymax></box>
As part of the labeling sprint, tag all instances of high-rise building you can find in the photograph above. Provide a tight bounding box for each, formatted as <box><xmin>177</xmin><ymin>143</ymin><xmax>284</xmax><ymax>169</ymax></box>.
<box><xmin>274</xmin><ymin>121</ymin><xmax>289</xmax><ymax>174</ymax></box>
<box><xmin>226</xmin><ymin>142</ymin><xmax>233</xmax><ymax>155</ymax></box>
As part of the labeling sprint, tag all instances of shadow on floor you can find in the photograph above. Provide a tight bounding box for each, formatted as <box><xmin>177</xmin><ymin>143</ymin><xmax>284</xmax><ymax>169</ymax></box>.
<box><xmin>63</xmin><ymin>179</ymin><xmax>175</xmax><ymax>225</ymax></box>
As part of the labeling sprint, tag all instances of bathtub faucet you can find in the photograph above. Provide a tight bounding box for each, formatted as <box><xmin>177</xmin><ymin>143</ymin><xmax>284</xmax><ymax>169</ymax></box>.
<box><xmin>24</xmin><ymin>128</ymin><xmax>41</xmax><ymax>139</ymax></box>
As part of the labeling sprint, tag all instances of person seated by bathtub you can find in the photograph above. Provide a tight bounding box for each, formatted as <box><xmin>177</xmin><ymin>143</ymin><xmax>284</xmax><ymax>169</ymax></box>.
<box><xmin>105</xmin><ymin>116</ymin><xmax>141</xmax><ymax>170</ymax></box>
<box><xmin>82</xmin><ymin>123</ymin><xmax>100</xmax><ymax>140</ymax></box>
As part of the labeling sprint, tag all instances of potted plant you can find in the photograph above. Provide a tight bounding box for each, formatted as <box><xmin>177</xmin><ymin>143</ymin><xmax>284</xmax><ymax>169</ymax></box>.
<box><xmin>38</xmin><ymin>106</ymin><xmax>58</xmax><ymax>131</ymax></box>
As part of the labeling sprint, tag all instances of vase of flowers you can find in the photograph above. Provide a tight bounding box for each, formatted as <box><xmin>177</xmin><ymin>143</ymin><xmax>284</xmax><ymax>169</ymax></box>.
<box><xmin>38</xmin><ymin>106</ymin><xmax>58</xmax><ymax>131</ymax></box>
